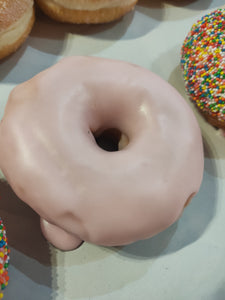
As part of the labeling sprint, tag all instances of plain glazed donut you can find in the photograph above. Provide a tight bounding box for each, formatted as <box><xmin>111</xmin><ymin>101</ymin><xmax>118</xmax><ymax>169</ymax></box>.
<box><xmin>36</xmin><ymin>0</ymin><xmax>138</xmax><ymax>24</ymax></box>
<box><xmin>181</xmin><ymin>8</ymin><xmax>225</xmax><ymax>130</ymax></box>
<box><xmin>0</xmin><ymin>0</ymin><xmax>35</xmax><ymax>60</ymax></box>
<box><xmin>0</xmin><ymin>57</ymin><xmax>204</xmax><ymax>251</ymax></box>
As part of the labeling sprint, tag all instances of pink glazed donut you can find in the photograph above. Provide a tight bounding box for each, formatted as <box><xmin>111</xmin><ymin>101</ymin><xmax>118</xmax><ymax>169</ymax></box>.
<box><xmin>0</xmin><ymin>57</ymin><xmax>204</xmax><ymax>251</ymax></box>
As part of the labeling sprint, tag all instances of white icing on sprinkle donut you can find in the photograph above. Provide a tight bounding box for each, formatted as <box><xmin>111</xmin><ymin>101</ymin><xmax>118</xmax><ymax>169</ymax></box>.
<box><xmin>0</xmin><ymin>57</ymin><xmax>204</xmax><ymax>250</ymax></box>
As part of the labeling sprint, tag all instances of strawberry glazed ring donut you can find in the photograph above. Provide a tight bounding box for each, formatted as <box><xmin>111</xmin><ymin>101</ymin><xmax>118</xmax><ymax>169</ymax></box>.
<box><xmin>0</xmin><ymin>57</ymin><xmax>204</xmax><ymax>251</ymax></box>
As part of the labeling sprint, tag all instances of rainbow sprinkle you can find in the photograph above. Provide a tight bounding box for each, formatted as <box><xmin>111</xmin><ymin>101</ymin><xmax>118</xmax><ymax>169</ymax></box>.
<box><xmin>181</xmin><ymin>8</ymin><xmax>225</xmax><ymax>125</ymax></box>
<box><xmin>0</xmin><ymin>218</ymin><xmax>9</xmax><ymax>299</ymax></box>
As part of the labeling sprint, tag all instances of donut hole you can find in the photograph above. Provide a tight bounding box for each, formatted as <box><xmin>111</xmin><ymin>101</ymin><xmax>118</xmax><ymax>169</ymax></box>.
<box><xmin>94</xmin><ymin>128</ymin><xmax>128</xmax><ymax>152</ymax></box>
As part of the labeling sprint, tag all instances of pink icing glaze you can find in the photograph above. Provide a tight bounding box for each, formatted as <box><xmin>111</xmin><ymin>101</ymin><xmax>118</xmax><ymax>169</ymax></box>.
<box><xmin>0</xmin><ymin>56</ymin><xmax>204</xmax><ymax>250</ymax></box>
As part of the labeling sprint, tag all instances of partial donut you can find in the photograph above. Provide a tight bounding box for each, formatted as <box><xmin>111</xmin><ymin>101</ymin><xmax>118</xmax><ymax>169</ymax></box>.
<box><xmin>0</xmin><ymin>218</ymin><xmax>9</xmax><ymax>299</ymax></box>
<box><xmin>0</xmin><ymin>57</ymin><xmax>204</xmax><ymax>251</ymax></box>
<box><xmin>181</xmin><ymin>8</ymin><xmax>225</xmax><ymax>130</ymax></box>
<box><xmin>36</xmin><ymin>0</ymin><xmax>138</xmax><ymax>24</ymax></box>
<box><xmin>0</xmin><ymin>0</ymin><xmax>35</xmax><ymax>60</ymax></box>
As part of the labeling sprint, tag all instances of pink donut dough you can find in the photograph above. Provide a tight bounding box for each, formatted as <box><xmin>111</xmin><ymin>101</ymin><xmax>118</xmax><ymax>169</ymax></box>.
<box><xmin>0</xmin><ymin>57</ymin><xmax>204</xmax><ymax>251</ymax></box>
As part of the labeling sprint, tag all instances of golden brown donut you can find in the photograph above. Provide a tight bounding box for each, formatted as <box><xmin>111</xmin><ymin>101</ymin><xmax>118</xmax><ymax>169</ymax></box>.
<box><xmin>36</xmin><ymin>0</ymin><xmax>138</xmax><ymax>24</ymax></box>
<box><xmin>0</xmin><ymin>0</ymin><xmax>35</xmax><ymax>60</ymax></box>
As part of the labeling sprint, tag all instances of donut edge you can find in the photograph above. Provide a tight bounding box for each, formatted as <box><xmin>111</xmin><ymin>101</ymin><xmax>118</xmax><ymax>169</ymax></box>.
<box><xmin>196</xmin><ymin>106</ymin><xmax>225</xmax><ymax>130</ymax></box>
<box><xmin>0</xmin><ymin>7</ymin><xmax>35</xmax><ymax>61</ymax></box>
<box><xmin>36</xmin><ymin>0</ymin><xmax>138</xmax><ymax>24</ymax></box>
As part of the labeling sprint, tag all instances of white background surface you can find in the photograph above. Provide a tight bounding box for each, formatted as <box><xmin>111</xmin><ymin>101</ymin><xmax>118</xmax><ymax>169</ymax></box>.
<box><xmin>0</xmin><ymin>0</ymin><xmax>225</xmax><ymax>299</ymax></box>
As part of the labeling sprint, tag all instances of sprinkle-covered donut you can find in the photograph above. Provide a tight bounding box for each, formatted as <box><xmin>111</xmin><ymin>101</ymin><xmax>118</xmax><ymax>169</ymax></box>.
<box><xmin>181</xmin><ymin>8</ymin><xmax>225</xmax><ymax>130</ymax></box>
<box><xmin>0</xmin><ymin>218</ymin><xmax>9</xmax><ymax>299</ymax></box>
<box><xmin>0</xmin><ymin>57</ymin><xmax>204</xmax><ymax>251</ymax></box>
